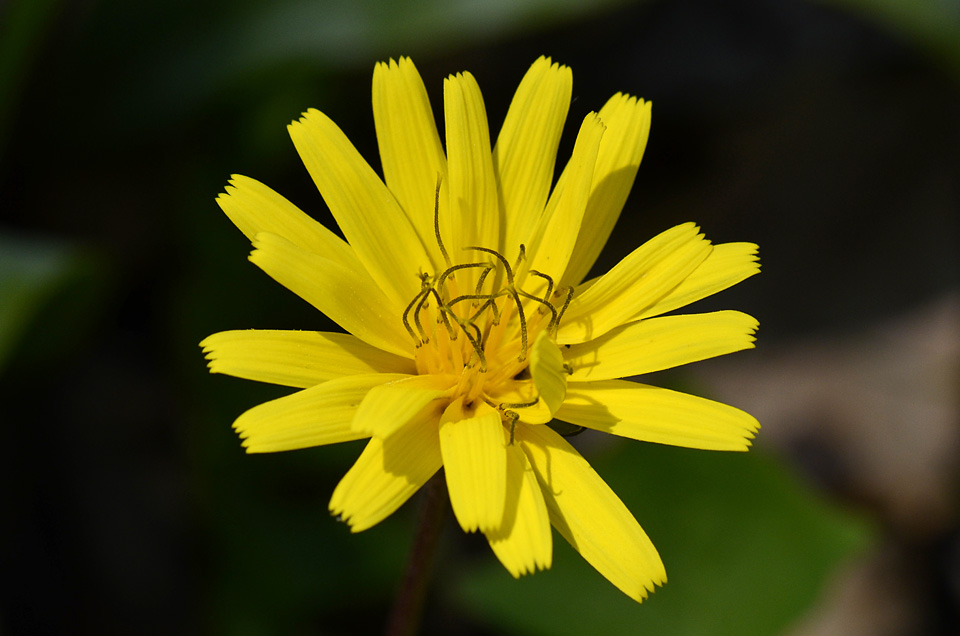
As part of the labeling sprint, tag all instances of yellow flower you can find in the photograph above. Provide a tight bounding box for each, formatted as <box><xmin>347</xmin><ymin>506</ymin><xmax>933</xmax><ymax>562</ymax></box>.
<box><xmin>201</xmin><ymin>56</ymin><xmax>760</xmax><ymax>602</ymax></box>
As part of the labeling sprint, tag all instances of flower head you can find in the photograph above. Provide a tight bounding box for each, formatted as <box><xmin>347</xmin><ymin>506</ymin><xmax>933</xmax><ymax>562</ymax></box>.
<box><xmin>201</xmin><ymin>56</ymin><xmax>760</xmax><ymax>601</ymax></box>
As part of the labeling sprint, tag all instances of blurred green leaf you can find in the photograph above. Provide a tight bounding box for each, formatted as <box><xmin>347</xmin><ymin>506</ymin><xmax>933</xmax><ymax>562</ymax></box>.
<box><xmin>451</xmin><ymin>441</ymin><xmax>872</xmax><ymax>636</ymax></box>
<box><xmin>196</xmin><ymin>438</ymin><xmax>418</xmax><ymax>635</ymax></box>
<box><xmin>814</xmin><ymin>0</ymin><xmax>960</xmax><ymax>77</ymax></box>
<box><xmin>0</xmin><ymin>0</ymin><xmax>62</xmax><ymax>160</ymax></box>
<box><xmin>0</xmin><ymin>232</ymin><xmax>92</xmax><ymax>371</ymax></box>
<box><xmin>134</xmin><ymin>0</ymin><xmax>635</xmax><ymax>123</ymax></box>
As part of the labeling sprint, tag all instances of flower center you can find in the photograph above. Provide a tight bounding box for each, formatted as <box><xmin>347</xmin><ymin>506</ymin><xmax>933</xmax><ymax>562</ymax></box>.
<box><xmin>401</xmin><ymin>178</ymin><xmax>573</xmax><ymax>433</ymax></box>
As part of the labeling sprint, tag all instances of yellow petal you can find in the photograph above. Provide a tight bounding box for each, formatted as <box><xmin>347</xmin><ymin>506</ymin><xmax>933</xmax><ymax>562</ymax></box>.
<box><xmin>249</xmin><ymin>232</ymin><xmax>410</xmax><ymax>357</ymax></box>
<box><xmin>351</xmin><ymin>374</ymin><xmax>457</xmax><ymax>438</ymax></box>
<box><xmin>565</xmin><ymin>310</ymin><xmax>759</xmax><ymax>381</ymax></box>
<box><xmin>516</xmin><ymin>424</ymin><xmax>666</xmax><ymax>602</ymax></box>
<box><xmin>522</xmin><ymin>113</ymin><xmax>605</xmax><ymax>289</ymax></box>
<box><xmin>637</xmin><ymin>242</ymin><xmax>761</xmax><ymax>320</ymax></box>
<box><xmin>495</xmin><ymin>56</ymin><xmax>572</xmax><ymax>258</ymax></box>
<box><xmin>200</xmin><ymin>329</ymin><xmax>415</xmax><ymax>388</ymax></box>
<box><xmin>233</xmin><ymin>373</ymin><xmax>410</xmax><ymax>453</ymax></box>
<box><xmin>529</xmin><ymin>330</ymin><xmax>567</xmax><ymax>415</ymax></box>
<box><xmin>330</xmin><ymin>403</ymin><xmax>444</xmax><ymax>532</ymax></box>
<box><xmin>372</xmin><ymin>57</ymin><xmax>447</xmax><ymax>269</ymax></box>
<box><xmin>217</xmin><ymin>174</ymin><xmax>360</xmax><ymax>268</ymax></box>
<box><xmin>556</xmin><ymin>379</ymin><xmax>760</xmax><ymax>451</ymax></box>
<box><xmin>439</xmin><ymin>398</ymin><xmax>507</xmax><ymax>533</ymax></box>
<box><xmin>561</xmin><ymin>94</ymin><xmax>652</xmax><ymax>287</ymax></box>
<box><xmin>443</xmin><ymin>71</ymin><xmax>500</xmax><ymax>261</ymax></box>
<box><xmin>288</xmin><ymin>108</ymin><xmax>431</xmax><ymax>306</ymax></box>
<box><xmin>557</xmin><ymin>223</ymin><xmax>712</xmax><ymax>344</ymax></box>
<box><xmin>485</xmin><ymin>437</ymin><xmax>552</xmax><ymax>577</ymax></box>
<box><xmin>215</xmin><ymin>175</ymin><xmax>357</xmax><ymax>270</ymax></box>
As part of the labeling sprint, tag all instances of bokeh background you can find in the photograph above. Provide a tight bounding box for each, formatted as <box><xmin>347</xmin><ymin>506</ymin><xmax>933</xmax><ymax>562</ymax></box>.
<box><xmin>2</xmin><ymin>0</ymin><xmax>958</xmax><ymax>634</ymax></box>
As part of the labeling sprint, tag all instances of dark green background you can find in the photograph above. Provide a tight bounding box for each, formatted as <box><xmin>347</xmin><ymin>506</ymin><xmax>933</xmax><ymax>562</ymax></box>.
<box><xmin>3</xmin><ymin>0</ymin><xmax>958</xmax><ymax>634</ymax></box>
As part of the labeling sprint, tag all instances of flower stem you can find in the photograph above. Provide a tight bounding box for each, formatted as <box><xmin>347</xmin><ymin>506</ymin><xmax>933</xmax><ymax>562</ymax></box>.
<box><xmin>384</xmin><ymin>472</ymin><xmax>447</xmax><ymax>636</ymax></box>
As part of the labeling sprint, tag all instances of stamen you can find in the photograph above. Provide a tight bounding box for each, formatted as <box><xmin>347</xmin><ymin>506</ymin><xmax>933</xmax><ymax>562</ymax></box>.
<box><xmin>528</xmin><ymin>269</ymin><xmax>554</xmax><ymax>300</ymax></box>
<box><xmin>513</xmin><ymin>244</ymin><xmax>526</xmax><ymax>271</ymax></box>
<box><xmin>474</xmin><ymin>264</ymin><xmax>495</xmax><ymax>294</ymax></box>
<box><xmin>497</xmin><ymin>398</ymin><xmax>539</xmax><ymax>445</ymax></box>
<box><xmin>451</xmin><ymin>246</ymin><xmax>532</xmax><ymax>361</ymax></box>
<box><xmin>520</xmin><ymin>270</ymin><xmax>562</xmax><ymax>328</ymax></box>
<box><xmin>468</xmin><ymin>295</ymin><xmax>502</xmax><ymax>327</ymax></box>
<box><xmin>554</xmin><ymin>286</ymin><xmax>575</xmax><ymax>331</ymax></box>
<box><xmin>498</xmin><ymin>397</ymin><xmax>539</xmax><ymax>409</ymax></box>
<box><xmin>413</xmin><ymin>288</ymin><xmax>433</xmax><ymax>343</ymax></box>
<box><xmin>402</xmin><ymin>284</ymin><xmax>431</xmax><ymax>346</ymax></box>
<box><xmin>480</xmin><ymin>397</ymin><xmax>532</xmax><ymax>446</ymax></box>
<box><xmin>517</xmin><ymin>289</ymin><xmax>558</xmax><ymax>329</ymax></box>
<box><xmin>406</xmin><ymin>199</ymin><xmax>577</xmax><ymax>383</ymax></box>
<box><xmin>504</xmin><ymin>410</ymin><xmax>519</xmax><ymax>445</ymax></box>
<box><xmin>505</xmin><ymin>288</ymin><xmax>528</xmax><ymax>361</ymax></box>
<box><xmin>447</xmin><ymin>292</ymin><xmax>498</xmax><ymax>308</ymax></box>
<box><xmin>466</xmin><ymin>246</ymin><xmax>515</xmax><ymax>285</ymax></box>
<box><xmin>446</xmin><ymin>293</ymin><xmax>504</xmax><ymax>348</ymax></box>
<box><xmin>433</xmin><ymin>174</ymin><xmax>451</xmax><ymax>267</ymax></box>
<box><xmin>441</xmin><ymin>309</ymin><xmax>487</xmax><ymax>371</ymax></box>
<box><xmin>425</xmin><ymin>287</ymin><xmax>456</xmax><ymax>339</ymax></box>
<box><xmin>436</xmin><ymin>261</ymin><xmax>491</xmax><ymax>291</ymax></box>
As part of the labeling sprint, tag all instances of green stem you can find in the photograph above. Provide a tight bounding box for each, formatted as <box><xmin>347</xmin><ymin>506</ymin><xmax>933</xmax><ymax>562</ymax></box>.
<box><xmin>384</xmin><ymin>472</ymin><xmax>447</xmax><ymax>636</ymax></box>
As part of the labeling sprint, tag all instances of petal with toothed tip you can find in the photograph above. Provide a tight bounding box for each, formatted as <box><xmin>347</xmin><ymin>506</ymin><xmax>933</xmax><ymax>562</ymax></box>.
<box><xmin>288</xmin><ymin>108</ymin><xmax>431</xmax><ymax>306</ymax></box>
<box><xmin>439</xmin><ymin>398</ymin><xmax>507</xmax><ymax>533</ymax></box>
<box><xmin>200</xmin><ymin>330</ymin><xmax>415</xmax><ymax>388</ymax></box>
<box><xmin>372</xmin><ymin>57</ymin><xmax>448</xmax><ymax>270</ymax></box>
<box><xmin>232</xmin><ymin>373</ymin><xmax>410</xmax><ymax>453</ymax></box>
<box><xmin>249</xmin><ymin>232</ymin><xmax>411</xmax><ymax>357</ymax></box>
<box><xmin>516</xmin><ymin>424</ymin><xmax>666</xmax><ymax>602</ymax></box>
<box><xmin>636</xmin><ymin>242</ymin><xmax>761</xmax><ymax>320</ymax></box>
<box><xmin>330</xmin><ymin>403</ymin><xmax>444</xmax><ymax>532</ymax></box>
<box><xmin>564</xmin><ymin>310</ymin><xmax>758</xmax><ymax>381</ymax></box>
<box><xmin>556</xmin><ymin>379</ymin><xmax>760</xmax><ymax>451</ymax></box>
<box><xmin>485</xmin><ymin>435</ymin><xmax>552</xmax><ymax>577</ymax></box>
<box><xmin>560</xmin><ymin>94</ymin><xmax>652</xmax><ymax>287</ymax></box>
<box><xmin>557</xmin><ymin>223</ymin><xmax>712</xmax><ymax>345</ymax></box>
<box><xmin>495</xmin><ymin>56</ymin><xmax>572</xmax><ymax>258</ymax></box>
